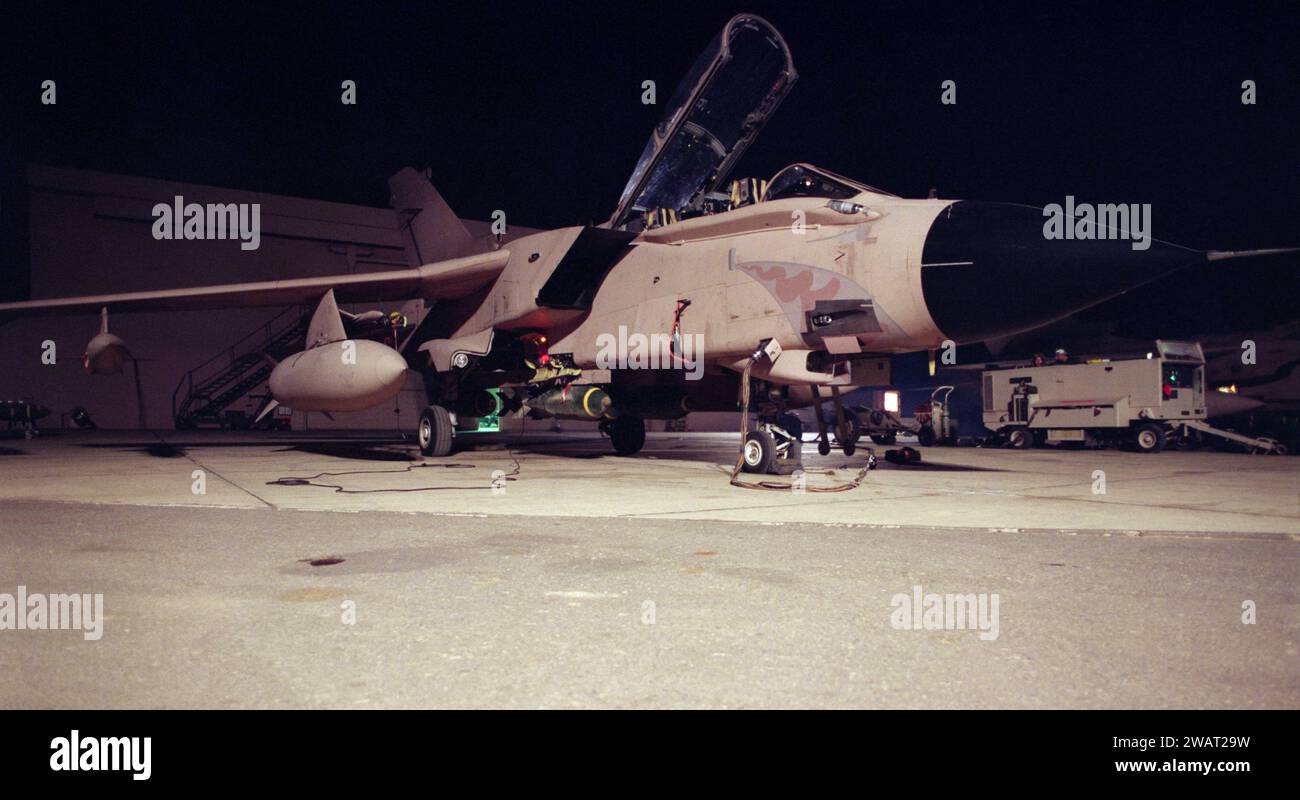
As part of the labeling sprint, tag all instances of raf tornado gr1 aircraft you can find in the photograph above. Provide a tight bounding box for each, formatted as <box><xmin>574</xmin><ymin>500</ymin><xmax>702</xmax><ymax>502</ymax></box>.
<box><xmin>2</xmin><ymin>14</ymin><xmax>1293</xmax><ymax>473</ymax></box>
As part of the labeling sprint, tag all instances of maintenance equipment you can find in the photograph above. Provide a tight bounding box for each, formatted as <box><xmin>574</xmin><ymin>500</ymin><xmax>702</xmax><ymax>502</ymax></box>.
<box><xmin>914</xmin><ymin>386</ymin><xmax>958</xmax><ymax>446</ymax></box>
<box><xmin>981</xmin><ymin>340</ymin><xmax>1286</xmax><ymax>453</ymax></box>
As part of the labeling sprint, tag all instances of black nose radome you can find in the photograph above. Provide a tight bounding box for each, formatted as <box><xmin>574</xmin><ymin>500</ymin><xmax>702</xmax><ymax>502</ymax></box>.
<box><xmin>920</xmin><ymin>201</ymin><xmax>1202</xmax><ymax>343</ymax></box>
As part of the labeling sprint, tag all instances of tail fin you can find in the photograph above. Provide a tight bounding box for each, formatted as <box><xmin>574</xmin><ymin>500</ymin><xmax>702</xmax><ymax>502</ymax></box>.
<box><xmin>388</xmin><ymin>167</ymin><xmax>475</xmax><ymax>264</ymax></box>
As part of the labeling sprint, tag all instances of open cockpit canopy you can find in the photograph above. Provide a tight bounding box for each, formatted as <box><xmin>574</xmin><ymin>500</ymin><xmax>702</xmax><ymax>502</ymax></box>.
<box><xmin>607</xmin><ymin>14</ymin><xmax>796</xmax><ymax>231</ymax></box>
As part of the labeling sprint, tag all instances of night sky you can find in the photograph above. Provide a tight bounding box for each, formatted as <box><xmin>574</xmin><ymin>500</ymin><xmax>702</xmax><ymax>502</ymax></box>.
<box><xmin>3</xmin><ymin>0</ymin><xmax>1298</xmax><ymax>335</ymax></box>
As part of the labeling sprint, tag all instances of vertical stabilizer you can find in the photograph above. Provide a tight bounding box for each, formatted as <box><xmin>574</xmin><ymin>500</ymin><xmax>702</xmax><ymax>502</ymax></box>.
<box><xmin>389</xmin><ymin>167</ymin><xmax>475</xmax><ymax>264</ymax></box>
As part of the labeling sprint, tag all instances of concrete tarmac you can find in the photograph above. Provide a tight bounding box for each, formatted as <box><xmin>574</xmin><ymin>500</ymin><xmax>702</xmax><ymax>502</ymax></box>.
<box><xmin>0</xmin><ymin>430</ymin><xmax>1296</xmax><ymax>708</ymax></box>
<box><xmin>1</xmin><ymin>430</ymin><xmax>1297</xmax><ymax>534</ymax></box>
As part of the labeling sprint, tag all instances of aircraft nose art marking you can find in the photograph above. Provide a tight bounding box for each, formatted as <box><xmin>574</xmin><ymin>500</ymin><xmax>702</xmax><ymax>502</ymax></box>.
<box><xmin>733</xmin><ymin>260</ymin><xmax>881</xmax><ymax>344</ymax></box>
<box><xmin>745</xmin><ymin>262</ymin><xmax>843</xmax><ymax>304</ymax></box>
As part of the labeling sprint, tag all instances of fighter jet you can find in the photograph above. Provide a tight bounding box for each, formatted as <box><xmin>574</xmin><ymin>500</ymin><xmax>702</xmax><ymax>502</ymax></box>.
<box><xmin>1</xmin><ymin>14</ymin><xmax>1294</xmax><ymax>473</ymax></box>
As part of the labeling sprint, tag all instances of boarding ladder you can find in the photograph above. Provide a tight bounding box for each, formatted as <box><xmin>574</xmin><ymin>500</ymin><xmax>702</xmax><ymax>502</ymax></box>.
<box><xmin>171</xmin><ymin>306</ymin><xmax>308</xmax><ymax>429</ymax></box>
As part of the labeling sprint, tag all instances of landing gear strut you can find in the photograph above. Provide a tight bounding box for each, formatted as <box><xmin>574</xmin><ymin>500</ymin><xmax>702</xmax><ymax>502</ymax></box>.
<box><xmin>810</xmin><ymin>385</ymin><xmax>832</xmax><ymax>456</ymax></box>
<box><xmin>829</xmin><ymin>387</ymin><xmax>858</xmax><ymax>456</ymax></box>
<box><xmin>810</xmin><ymin>385</ymin><xmax>858</xmax><ymax>456</ymax></box>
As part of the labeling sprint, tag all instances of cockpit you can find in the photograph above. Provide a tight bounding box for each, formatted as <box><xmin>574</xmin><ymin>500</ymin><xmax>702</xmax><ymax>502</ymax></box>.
<box><xmin>705</xmin><ymin>164</ymin><xmax>893</xmax><ymax>220</ymax></box>
<box><xmin>634</xmin><ymin>164</ymin><xmax>891</xmax><ymax>230</ymax></box>
<box><xmin>762</xmin><ymin>164</ymin><xmax>893</xmax><ymax>203</ymax></box>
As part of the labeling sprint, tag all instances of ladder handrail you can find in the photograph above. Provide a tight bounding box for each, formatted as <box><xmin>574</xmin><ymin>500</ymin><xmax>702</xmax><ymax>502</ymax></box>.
<box><xmin>172</xmin><ymin>305</ymin><xmax>306</xmax><ymax>424</ymax></box>
<box><xmin>192</xmin><ymin>305</ymin><xmax>303</xmax><ymax>380</ymax></box>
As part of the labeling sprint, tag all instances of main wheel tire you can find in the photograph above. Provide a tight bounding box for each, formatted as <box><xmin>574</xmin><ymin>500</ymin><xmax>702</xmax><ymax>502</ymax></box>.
<box><xmin>917</xmin><ymin>425</ymin><xmax>937</xmax><ymax>447</ymax></box>
<box><xmin>741</xmin><ymin>430</ymin><xmax>776</xmax><ymax>474</ymax></box>
<box><xmin>418</xmin><ymin>405</ymin><xmax>454</xmax><ymax>457</ymax></box>
<box><xmin>1006</xmin><ymin>428</ymin><xmax>1032</xmax><ymax>449</ymax></box>
<box><xmin>609</xmin><ymin>416</ymin><xmax>646</xmax><ymax>456</ymax></box>
<box><xmin>1133</xmin><ymin>422</ymin><xmax>1166</xmax><ymax>453</ymax></box>
<box><xmin>870</xmin><ymin>433</ymin><xmax>897</xmax><ymax>446</ymax></box>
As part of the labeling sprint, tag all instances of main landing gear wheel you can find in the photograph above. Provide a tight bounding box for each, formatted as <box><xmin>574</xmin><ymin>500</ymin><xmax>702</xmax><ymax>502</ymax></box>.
<box><xmin>607</xmin><ymin>416</ymin><xmax>646</xmax><ymax>456</ymax></box>
<box><xmin>742</xmin><ymin>430</ymin><xmax>776</xmax><ymax>474</ymax></box>
<box><xmin>1133</xmin><ymin>422</ymin><xmax>1166</xmax><ymax>453</ymax></box>
<box><xmin>418</xmin><ymin>405</ymin><xmax>454</xmax><ymax>457</ymax></box>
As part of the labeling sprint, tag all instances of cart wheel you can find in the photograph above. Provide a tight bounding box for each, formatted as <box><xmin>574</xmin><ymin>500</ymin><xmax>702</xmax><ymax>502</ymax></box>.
<box><xmin>917</xmin><ymin>426</ymin><xmax>937</xmax><ymax>447</ymax></box>
<box><xmin>870</xmin><ymin>433</ymin><xmax>897</xmax><ymax>446</ymax></box>
<box><xmin>842</xmin><ymin>409</ymin><xmax>861</xmax><ymax>442</ymax></box>
<box><xmin>833</xmin><ymin>409</ymin><xmax>860</xmax><ymax>456</ymax></box>
<box><xmin>817</xmin><ymin>438</ymin><xmax>831</xmax><ymax>456</ymax></box>
<box><xmin>1133</xmin><ymin>422</ymin><xmax>1166</xmax><ymax>453</ymax></box>
<box><xmin>1006</xmin><ymin>428</ymin><xmax>1032</xmax><ymax>449</ymax></box>
<box><xmin>742</xmin><ymin>430</ymin><xmax>776</xmax><ymax>474</ymax></box>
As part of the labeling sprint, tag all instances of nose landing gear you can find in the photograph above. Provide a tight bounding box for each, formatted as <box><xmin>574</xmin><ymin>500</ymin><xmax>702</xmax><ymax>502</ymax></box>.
<box><xmin>731</xmin><ymin>349</ymin><xmax>873</xmax><ymax>491</ymax></box>
<box><xmin>740</xmin><ymin>415</ymin><xmax>803</xmax><ymax>474</ymax></box>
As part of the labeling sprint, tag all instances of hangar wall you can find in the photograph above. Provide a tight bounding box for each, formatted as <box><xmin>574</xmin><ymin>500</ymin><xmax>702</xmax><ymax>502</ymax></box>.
<box><xmin>2</xmin><ymin>165</ymin><xmax>540</xmax><ymax>431</ymax></box>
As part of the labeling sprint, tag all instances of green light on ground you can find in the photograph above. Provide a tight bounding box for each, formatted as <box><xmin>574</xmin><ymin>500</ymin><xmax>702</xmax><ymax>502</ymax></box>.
<box><xmin>462</xmin><ymin>389</ymin><xmax>501</xmax><ymax>433</ymax></box>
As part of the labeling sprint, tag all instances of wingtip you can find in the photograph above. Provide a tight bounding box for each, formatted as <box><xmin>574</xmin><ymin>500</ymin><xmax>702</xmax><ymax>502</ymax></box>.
<box><xmin>1205</xmin><ymin>247</ymin><xmax>1300</xmax><ymax>262</ymax></box>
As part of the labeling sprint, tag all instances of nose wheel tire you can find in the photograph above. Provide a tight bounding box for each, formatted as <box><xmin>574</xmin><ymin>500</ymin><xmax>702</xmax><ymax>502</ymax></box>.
<box><xmin>418</xmin><ymin>405</ymin><xmax>454</xmax><ymax>457</ymax></box>
<box><xmin>608</xmin><ymin>416</ymin><xmax>646</xmax><ymax>456</ymax></box>
<box><xmin>741</xmin><ymin>430</ymin><xmax>776</xmax><ymax>474</ymax></box>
